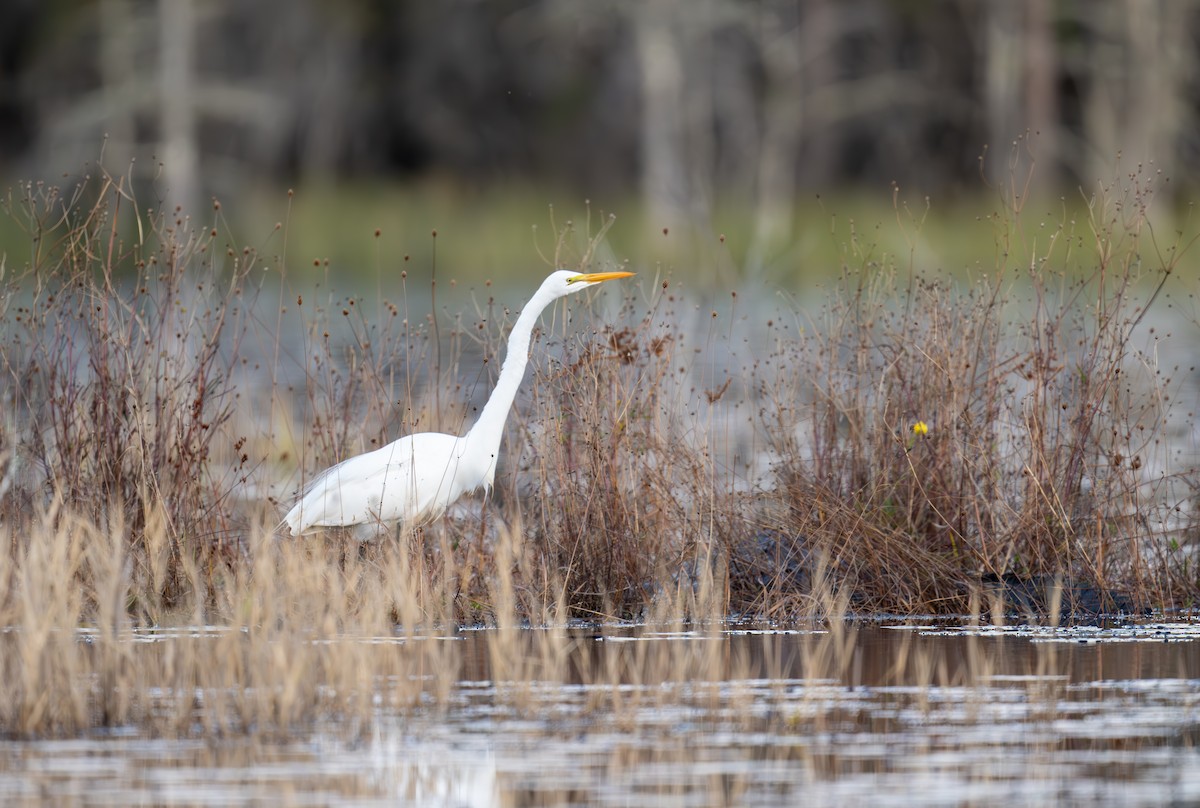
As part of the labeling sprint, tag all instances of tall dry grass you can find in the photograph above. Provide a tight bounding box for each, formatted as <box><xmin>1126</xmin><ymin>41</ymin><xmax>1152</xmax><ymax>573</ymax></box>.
<box><xmin>0</xmin><ymin>165</ymin><xmax>1196</xmax><ymax>737</ymax></box>
<box><xmin>755</xmin><ymin>170</ymin><xmax>1197</xmax><ymax>614</ymax></box>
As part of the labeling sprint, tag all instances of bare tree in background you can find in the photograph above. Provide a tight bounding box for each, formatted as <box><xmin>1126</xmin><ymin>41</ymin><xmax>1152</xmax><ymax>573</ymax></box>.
<box><xmin>981</xmin><ymin>1</ymin><xmax>1059</xmax><ymax>190</ymax></box>
<box><xmin>7</xmin><ymin>0</ymin><xmax>1200</xmax><ymax>242</ymax></box>
<box><xmin>635</xmin><ymin>0</ymin><xmax>689</xmax><ymax>238</ymax></box>
<box><xmin>159</xmin><ymin>0</ymin><xmax>198</xmax><ymax>220</ymax></box>
<box><xmin>98</xmin><ymin>0</ymin><xmax>136</xmax><ymax>177</ymax></box>
<box><xmin>31</xmin><ymin>1</ymin><xmax>156</xmax><ymax>179</ymax></box>
<box><xmin>1079</xmin><ymin>0</ymin><xmax>1194</xmax><ymax>188</ymax></box>
<box><xmin>1023</xmin><ymin>0</ymin><xmax>1057</xmax><ymax>178</ymax></box>
<box><xmin>25</xmin><ymin>0</ymin><xmax>287</xmax><ymax>218</ymax></box>
<box><xmin>747</xmin><ymin>0</ymin><xmax>806</xmax><ymax>276</ymax></box>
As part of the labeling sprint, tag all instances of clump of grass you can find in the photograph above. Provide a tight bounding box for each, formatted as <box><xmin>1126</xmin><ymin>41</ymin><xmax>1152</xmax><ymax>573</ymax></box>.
<box><xmin>0</xmin><ymin>504</ymin><xmax>1009</xmax><ymax>743</ymax></box>
<box><xmin>760</xmin><ymin>169</ymin><xmax>1197</xmax><ymax>613</ymax></box>
<box><xmin>0</xmin><ymin>175</ymin><xmax>268</xmax><ymax>613</ymax></box>
<box><xmin>514</xmin><ymin>286</ymin><xmax>715</xmax><ymax>617</ymax></box>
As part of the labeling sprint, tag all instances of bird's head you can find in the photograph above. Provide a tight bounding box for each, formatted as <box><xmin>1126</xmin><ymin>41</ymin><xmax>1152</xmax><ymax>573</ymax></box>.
<box><xmin>546</xmin><ymin>268</ymin><xmax>635</xmax><ymax>298</ymax></box>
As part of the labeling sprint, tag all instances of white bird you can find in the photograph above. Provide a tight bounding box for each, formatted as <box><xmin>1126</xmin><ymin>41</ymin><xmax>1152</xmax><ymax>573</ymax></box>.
<box><xmin>283</xmin><ymin>268</ymin><xmax>634</xmax><ymax>537</ymax></box>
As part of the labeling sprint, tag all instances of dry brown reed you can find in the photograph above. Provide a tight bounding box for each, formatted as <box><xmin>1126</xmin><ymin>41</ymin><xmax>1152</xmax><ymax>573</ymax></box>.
<box><xmin>755</xmin><ymin>170</ymin><xmax>1198</xmax><ymax>615</ymax></box>
<box><xmin>0</xmin><ymin>165</ymin><xmax>1196</xmax><ymax>738</ymax></box>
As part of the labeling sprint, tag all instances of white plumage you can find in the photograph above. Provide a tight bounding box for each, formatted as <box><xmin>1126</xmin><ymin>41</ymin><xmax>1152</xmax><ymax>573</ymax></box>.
<box><xmin>283</xmin><ymin>268</ymin><xmax>633</xmax><ymax>536</ymax></box>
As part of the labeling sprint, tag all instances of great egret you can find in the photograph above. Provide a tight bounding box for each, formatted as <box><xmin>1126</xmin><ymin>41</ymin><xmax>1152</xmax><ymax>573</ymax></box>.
<box><xmin>283</xmin><ymin>268</ymin><xmax>634</xmax><ymax>537</ymax></box>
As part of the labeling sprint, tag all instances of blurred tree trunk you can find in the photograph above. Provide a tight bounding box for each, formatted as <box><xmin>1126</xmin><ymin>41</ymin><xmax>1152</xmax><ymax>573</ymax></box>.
<box><xmin>98</xmin><ymin>0</ymin><xmax>135</xmax><ymax>176</ymax></box>
<box><xmin>983</xmin><ymin>1</ymin><xmax>1019</xmax><ymax>183</ymax></box>
<box><xmin>982</xmin><ymin>1</ymin><xmax>1058</xmax><ymax>191</ymax></box>
<box><xmin>1117</xmin><ymin>0</ymin><xmax>1188</xmax><ymax>182</ymax></box>
<box><xmin>159</xmin><ymin>0</ymin><xmax>198</xmax><ymax>220</ymax></box>
<box><xmin>984</xmin><ymin>1</ymin><xmax>1060</xmax><ymax>186</ymax></box>
<box><xmin>1023</xmin><ymin>0</ymin><xmax>1057</xmax><ymax>182</ymax></box>
<box><xmin>636</xmin><ymin>0</ymin><xmax>688</xmax><ymax>237</ymax></box>
<box><xmin>1080</xmin><ymin>1</ymin><xmax>1193</xmax><ymax>188</ymax></box>
<box><xmin>747</xmin><ymin>0</ymin><xmax>806</xmax><ymax>276</ymax></box>
<box><xmin>298</xmin><ymin>20</ymin><xmax>354</xmax><ymax>179</ymax></box>
<box><xmin>799</xmin><ymin>0</ymin><xmax>836</xmax><ymax>187</ymax></box>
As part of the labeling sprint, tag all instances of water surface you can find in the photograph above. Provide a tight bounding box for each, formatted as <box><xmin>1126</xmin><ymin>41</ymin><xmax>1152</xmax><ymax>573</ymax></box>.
<box><xmin>1</xmin><ymin>621</ymin><xmax>1197</xmax><ymax>807</ymax></box>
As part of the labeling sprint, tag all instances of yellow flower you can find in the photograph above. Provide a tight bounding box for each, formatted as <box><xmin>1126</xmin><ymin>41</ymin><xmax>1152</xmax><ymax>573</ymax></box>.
<box><xmin>911</xmin><ymin>421</ymin><xmax>929</xmax><ymax>437</ymax></box>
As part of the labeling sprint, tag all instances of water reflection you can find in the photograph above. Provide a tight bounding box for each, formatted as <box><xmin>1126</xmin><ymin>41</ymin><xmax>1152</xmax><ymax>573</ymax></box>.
<box><xmin>1</xmin><ymin>622</ymin><xmax>1198</xmax><ymax>806</ymax></box>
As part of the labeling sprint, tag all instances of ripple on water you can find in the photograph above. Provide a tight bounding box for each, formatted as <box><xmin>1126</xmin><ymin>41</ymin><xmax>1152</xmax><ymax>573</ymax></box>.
<box><xmin>1</xmin><ymin>624</ymin><xmax>1198</xmax><ymax>806</ymax></box>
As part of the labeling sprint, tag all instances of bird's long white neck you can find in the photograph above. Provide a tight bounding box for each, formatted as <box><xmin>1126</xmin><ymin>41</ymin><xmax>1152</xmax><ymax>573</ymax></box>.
<box><xmin>464</xmin><ymin>281</ymin><xmax>558</xmax><ymax>456</ymax></box>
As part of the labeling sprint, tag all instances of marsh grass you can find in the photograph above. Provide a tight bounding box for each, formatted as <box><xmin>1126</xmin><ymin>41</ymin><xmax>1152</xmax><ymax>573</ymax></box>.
<box><xmin>0</xmin><ymin>163</ymin><xmax>1197</xmax><ymax>737</ymax></box>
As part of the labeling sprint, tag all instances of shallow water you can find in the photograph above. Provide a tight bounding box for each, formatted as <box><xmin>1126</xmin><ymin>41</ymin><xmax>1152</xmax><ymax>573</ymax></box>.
<box><xmin>2</xmin><ymin>621</ymin><xmax>1198</xmax><ymax>807</ymax></box>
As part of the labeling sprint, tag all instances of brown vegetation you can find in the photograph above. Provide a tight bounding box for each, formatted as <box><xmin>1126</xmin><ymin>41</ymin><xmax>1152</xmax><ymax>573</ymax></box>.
<box><xmin>0</xmin><ymin>168</ymin><xmax>1196</xmax><ymax>737</ymax></box>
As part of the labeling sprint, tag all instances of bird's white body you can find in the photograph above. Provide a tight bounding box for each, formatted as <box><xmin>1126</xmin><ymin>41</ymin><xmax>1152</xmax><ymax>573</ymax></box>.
<box><xmin>286</xmin><ymin>433</ymin><xmax>473</xmax><ymax>532</ymax></box>
<box><xmin>283</xmin><ymin>269</ymin><xmax>632</xmax><ymax>536</ymax></box>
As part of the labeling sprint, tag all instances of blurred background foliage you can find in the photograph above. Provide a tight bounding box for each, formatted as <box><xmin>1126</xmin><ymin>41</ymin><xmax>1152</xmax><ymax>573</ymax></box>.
<box><xmin>0</xmin><ymin>0</ymin><xmax>1197</xmax><ymax>285</ymax></box>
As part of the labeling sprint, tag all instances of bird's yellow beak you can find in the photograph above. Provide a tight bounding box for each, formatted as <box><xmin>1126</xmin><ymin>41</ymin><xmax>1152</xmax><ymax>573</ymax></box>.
<box><xmin>567</xmin><ymin>270</ymin><xmax>635</xmax><ymax>285</ymax></box>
